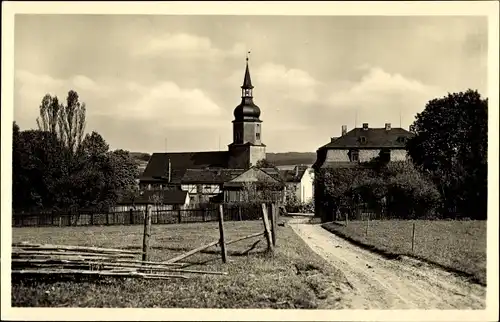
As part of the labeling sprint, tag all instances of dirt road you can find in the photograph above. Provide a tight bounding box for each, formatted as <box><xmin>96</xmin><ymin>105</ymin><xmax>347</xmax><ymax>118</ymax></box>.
<box><xmin>289</xmin><ymin>220</ymin><xmax>486</xmax><ymax>309</ymax></box>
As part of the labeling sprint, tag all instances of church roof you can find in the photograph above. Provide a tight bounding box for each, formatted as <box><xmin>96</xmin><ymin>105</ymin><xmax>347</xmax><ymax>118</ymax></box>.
<box><xmin>180</xmin><ymin>168</ymin><xmax>245</xmax><ymax>184</ymax></box>
<box><xmin>242</xmin><ymin>61</ymin><xmax>253</xmax><ymax>89</ymax></box>
<box><xmin>318</xmin><ymin>127</ymin><xmax>413</xmax><ymax>150</ymax></box>
<box><xmin>142</xmin><ymin>151</ymin><xmax>230</xmax><ymax>180</ymax></box>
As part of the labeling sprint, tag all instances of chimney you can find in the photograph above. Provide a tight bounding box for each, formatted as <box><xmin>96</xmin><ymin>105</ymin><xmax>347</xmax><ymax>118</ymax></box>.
<box><xmin>295</xmin><ymin>165</ymin><xmax>299</xmax><ymax>177</ymax></box>
<box><xmin>341</xmin><ymin>125</ymin><xmax>347</xmax><ymax>136</ymax></box>
<box><xmin>168</xmin><ymin>158</ymin><xmax>172</xmax><ymax>183</ymax></box>
<box><xmin>362</xmin><ymin>123</ymin><xmax>369</xmax><ymax>130</ymax></box>
<box><xmin>385</xmin><ymin>123</ymin><xmax>391</xmax><ymax>131</ymax></box>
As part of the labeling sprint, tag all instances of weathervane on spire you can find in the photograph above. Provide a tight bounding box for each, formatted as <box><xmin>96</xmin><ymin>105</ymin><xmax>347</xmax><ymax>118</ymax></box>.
<box><xmin>246</xmin><ymin>51</ymin><xmax>251</xmax><ymax>62</ymax></box>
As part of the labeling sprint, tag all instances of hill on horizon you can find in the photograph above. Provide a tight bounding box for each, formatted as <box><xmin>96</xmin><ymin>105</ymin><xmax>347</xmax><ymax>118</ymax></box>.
<box><xmin>129</xmin><ymin>151</ymin><xmax>316</xmax><ymax>166</ymax></box>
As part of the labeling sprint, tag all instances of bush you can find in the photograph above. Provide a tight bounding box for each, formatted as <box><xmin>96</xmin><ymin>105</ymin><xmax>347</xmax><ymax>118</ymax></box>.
<box><xmin>315</xmin><ymin>161</ymin><xmax>442</xmax><ymax>221</ymax></box>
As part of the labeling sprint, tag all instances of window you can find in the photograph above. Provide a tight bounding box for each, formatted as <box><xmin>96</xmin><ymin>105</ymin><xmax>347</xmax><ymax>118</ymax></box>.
<box><xmin>359</xmin><ymin>136</ymin><xmax>367</xmax><ymax>144</ymax></box>
<box><xmin>349</xmin><ymin>150</ymin><xmax>359</xmax><ymax>162</ymax></box>
<box><xmin>235</xmin><ymin>132</ymin><xmax>242</xmax><ymax>142</ymax></box>
<box><xmin>256</xmin><ymin>132</ymin><xmax>261</xmax><ymax>140</ymax></box>
<box><xmin>380</xmin><ymin>148</ymin><xmax>391</xmax><ymax>163</ymax></box>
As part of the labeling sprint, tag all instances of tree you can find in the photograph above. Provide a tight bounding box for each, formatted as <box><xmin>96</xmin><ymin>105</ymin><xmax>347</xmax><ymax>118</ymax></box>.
<box><xmin>255</xmin><ymin>159</ymin><xmax>278</xmax><ymax>170</ymax></box>
<box><xmin>13</xmin><ymin>91</ymin><xmax>140</xmax><ymax>213</ymax></box>
<box><xmin>36</xmin><ymin>91</ymin><xmax>86</xmax><ymax>157</ymax></box>
<box><xmin>107</xmin><ymin>149</ymin><xmax>140</xmax><ymax>203</ymax></box>
<box><xmin>59</xmin><ymin>90</ymin><xmax>86</xmax><ymax>155</ymax></box>
<box><xmin>36</xmin><ymin>94</ymin><xmax>61</xmax><ymax>134</ymax></box>
<box><xmin>406</xmin><ymin>89</ymin><xmax>487</xmax><ymax>218</ymax></box>
<box><xmin>12</xmin><ymin>126</ymin><xmax>65</xmax><ymax>210</ymax></box>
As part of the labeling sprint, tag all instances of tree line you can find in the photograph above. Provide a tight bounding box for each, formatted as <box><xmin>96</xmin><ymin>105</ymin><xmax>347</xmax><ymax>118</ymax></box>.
<box><xmin>13</xmin><ymin>90</ymin><xmax>139</xmax><ymax>212</ymax></box>
<box><xmin>316</xmin><ymin>89</ymin><xmax>488</xmax><ymax>221</ymax></box>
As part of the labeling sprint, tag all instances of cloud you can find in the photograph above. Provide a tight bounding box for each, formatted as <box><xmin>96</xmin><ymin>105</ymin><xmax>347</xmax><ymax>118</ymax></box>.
<box><xmin>115</xmin><ymin>81</ymin><xmax>223</xmax><ymax>126</ymax></box>
<box><xmin>14</xmin><ymin>70</ymin><xmax>225</xmax><ymax>132</ymax></box>
<box><xmin>134</xmin><ymin>32</ymin><xmax>246</xmax><ymax>60</ymax></box>
<box><xmin>327</xmin><ymin>67</ymin><xmax>443</xmax><ymax>128</ymax></box>
<box><xmin>227</xmin><ymin>62</ymin><xmax>321</xmax><ymax>103</ymax></box>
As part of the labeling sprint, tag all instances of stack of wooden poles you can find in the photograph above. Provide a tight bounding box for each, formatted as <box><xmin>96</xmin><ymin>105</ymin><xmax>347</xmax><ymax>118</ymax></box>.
<box><xmin>11</xmin><ymin>242</ymin><xmax>227</xmax><ymax>280</ymax></box>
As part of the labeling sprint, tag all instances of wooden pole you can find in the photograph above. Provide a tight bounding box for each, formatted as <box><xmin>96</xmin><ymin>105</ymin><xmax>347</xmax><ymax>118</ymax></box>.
<box><xmin>12</xmin><ymin>242</ymin><xmax>142</xmax><ymax>255</ymax></box>
<box><xmin>366</xmin><ymin>213</ymin><xmax>370</xmax><ymax>236</ymax></box>
<box><xmin>218</xmin><ymin>204</ymin><xmax>228</xmax><ymax>263</ymax></box>
<box><xmin>238</xmin><ymin>206</ymin><xmax>242</xmax><ymax>221</ymax></box>
<box><xmin>261</xmin><ymin>204</ymin><xmax>274</xmax><ymax>253</ymax></box>
<box><xmin>411</xmin><ymin>222</ymin><xmax>416</xmax><ymax>254</ymax></box>
<box><xmin>270</xmin><ymin>204</ymin><xmax>277</xmax><ymax>247</ymax></box>
<box><xmin>177</xmin><ymin>209</ymin><xmax>182</xmax><ymax>224</ymax></box>
<box><xmin>142</xmin><ymin>206</ymin><xmax>152</xmax><ymax>262</ymax></box>
<box><xmin>346</xmin><ymin>211</ymin><xmax>349</xmax><ymax>226</ymax></box>
<box><xmin>163</xmin><ymin>240</ymin><xmax>219</xmax><ymax>264</ymax></box>
<box><xmin>225</xmin><ymin>231</ymin><xmax>265</xmax><ymax>246</ymax></box>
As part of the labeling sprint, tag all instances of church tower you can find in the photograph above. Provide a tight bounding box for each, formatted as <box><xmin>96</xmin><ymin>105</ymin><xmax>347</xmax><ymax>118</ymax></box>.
<box><xmin>228</xmin><ymin>55</ymin><xmax>266</xmax><ymax>169</ymax></box>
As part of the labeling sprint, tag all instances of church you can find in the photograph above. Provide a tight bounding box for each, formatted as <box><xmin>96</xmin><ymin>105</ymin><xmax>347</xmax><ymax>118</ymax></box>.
<box><xmin>138</xmin><ymin>57</ymin><xmax>285</xmax><ymax>204</ymax></box>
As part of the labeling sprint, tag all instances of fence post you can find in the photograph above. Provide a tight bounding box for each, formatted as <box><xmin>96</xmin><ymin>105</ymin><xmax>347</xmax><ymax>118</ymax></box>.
<box><xmin>345</xmin><ymin>211</ymin><xmax>349</xmax><ymax>226</ymax></box>
<box><xmin>218</xmin><ymin>204</ymin><xmax>227</xmax><ymax>263</ymax></box>
<box><xmin>411</xmin><ymin>222</ymin><xmax>416</xmax><ymax>254</ymax></box>
<box><xmin>238</xmin><ymin>206</ymin><xmax>242</xmax><ymax>221</ymax></box>
<box><xmin>129</xmin><ymin>208</ymin><xmax>134</xmax><ymax>225</ymax></box>
<box><xmin>177</xmin><ymin>208</ymin><xmax>182</xmax><ymax>223</ymax></box>
<box><xmin>270</xmin><ymin>204</ymin><xmax>277</xmax><ymax>247</ymax></box>
<box><xmin>261</xmin><ymin>203</ymin><xmax>274</xmax><ymax>253</ymax></box>
<box><xmin>366</xmin><ymin>213</ymin><xmax>370</xmax><ymax>236</ymax></box>
<box><xmin>142</xmin><ymin>205</ymin><xmax>152</xmax><ymax>262</ymax></box>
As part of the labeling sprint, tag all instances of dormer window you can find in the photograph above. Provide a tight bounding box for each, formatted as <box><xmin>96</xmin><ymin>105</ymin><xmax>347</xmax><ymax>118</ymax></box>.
<box><xmin>397</xmin><ymin>136</ymin><xmax>407</xmax><ymax>143</ymax></box>
<box><xmin>360</xmin><ymin>136</ymin><xmax>367</xmax><ymax>144</ymax></box>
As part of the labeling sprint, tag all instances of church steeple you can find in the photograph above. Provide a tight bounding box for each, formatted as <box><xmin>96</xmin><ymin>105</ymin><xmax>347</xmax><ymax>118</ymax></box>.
<box><xmin>228</xmin><ymin>52</ymin><xmax>266</xmax><ymax>169</ymax></box>
<box><xmin>233</xmin><ymin>53</ymin><xmax>261</xmax><ymax>122</ymax></box>
<box><xmin>241</xmin><ymin>55</ymin><xmax>254</xmax><ymax>97</ymax></box>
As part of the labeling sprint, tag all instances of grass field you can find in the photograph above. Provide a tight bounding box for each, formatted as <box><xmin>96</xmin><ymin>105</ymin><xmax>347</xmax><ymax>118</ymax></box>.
<box><xmin>11</xmin><ymin>220</ymin><xmax>347</xmax><ymax>308</ymax></box>
<box><xmin>322</xmin><ymin>220</ymin><xmax>487</xmax><ymax>285</ymax></box>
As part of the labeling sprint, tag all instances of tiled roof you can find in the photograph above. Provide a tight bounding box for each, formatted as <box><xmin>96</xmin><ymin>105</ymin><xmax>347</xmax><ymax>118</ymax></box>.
<box><xmin>258</xmin><ymin>167</ymin><xmax>284</xmax><ymax>182</ymax></box>
<box><xmin>319</xmin><ymin>127</ymin><xmax>413</xmax><ymax>149</ymax></box>
<box><xmin>142</xmin><ymin>151</ymin><xmax>230</xmax><ymax>179</ymax></box>
<box><xmin>117</xmin><ymin>190</ymin><xmax>188</xmax><ymax>205</ymax></box>
<box><xmin>180</xmin><ymin>169</ymin><xmax>245</xmax><ymax>184</ymax></box>
<box><xmin>280</xmin><ymin>165</ymin><xmax>310</xmax><ymax>183</ymax></box>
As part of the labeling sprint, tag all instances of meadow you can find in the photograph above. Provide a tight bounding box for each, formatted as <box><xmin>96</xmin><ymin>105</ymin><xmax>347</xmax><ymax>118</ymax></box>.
<box><xmin>11</xmin><ymin>220</ymin><xmax>348</xmax><ymax>308</ymax></box>
<box><xmin>322</xmin><ymin>220</ymin><xmax>487</xmax><ymax>285</ymax></box>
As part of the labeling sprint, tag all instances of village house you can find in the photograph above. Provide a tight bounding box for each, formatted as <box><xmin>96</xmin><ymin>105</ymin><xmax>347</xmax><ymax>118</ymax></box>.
<box><xmin>313</xmin><ymin>122</ymin><xmax>414</xmax><ymax>169</ymax></box>
<box><xmin>112</xmin><ymin>189</ymin><xmax>190</xmax><ymax>213</ymax></box>
<box><xmin>139</xmin><ymin>57</ymin><xmax>286</xmax><ymax>204</ymax></box>
<box><xmin>281</xmin><ymin>165</ymin><xmax>315</xmax><ymax>204</ymax></box>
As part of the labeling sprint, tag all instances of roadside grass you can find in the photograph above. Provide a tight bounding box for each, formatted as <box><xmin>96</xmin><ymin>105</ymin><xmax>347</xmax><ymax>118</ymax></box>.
<box><xmin>12</xmin><ymin>220</ymin><xmax>348</xmax><ymax>308</ymax></box>
<box><xmin>322</xmin><ymin>220</ymin><xmax>486</xmax><ymax>285</ymax></box>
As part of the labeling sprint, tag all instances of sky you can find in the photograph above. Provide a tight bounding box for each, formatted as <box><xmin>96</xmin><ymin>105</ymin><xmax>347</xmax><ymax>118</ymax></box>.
<box><xmin>14</xmin><ymin>15</ymin><xmax>488</xmax><ymax>153</ymax></box>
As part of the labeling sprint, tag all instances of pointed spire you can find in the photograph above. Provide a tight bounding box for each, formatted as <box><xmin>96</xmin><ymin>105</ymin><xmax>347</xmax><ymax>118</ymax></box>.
<box><xmin>242</xmin><ymin>51</ymin><xmax>253</xmax><ymax>89</ymax></box>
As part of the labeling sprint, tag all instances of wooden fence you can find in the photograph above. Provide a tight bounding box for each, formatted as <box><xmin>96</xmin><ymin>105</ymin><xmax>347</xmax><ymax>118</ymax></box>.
<box><xmin>12</xmin><ymin>203</ymin><xmax>267</xmax><ymax>228</ymax></box>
